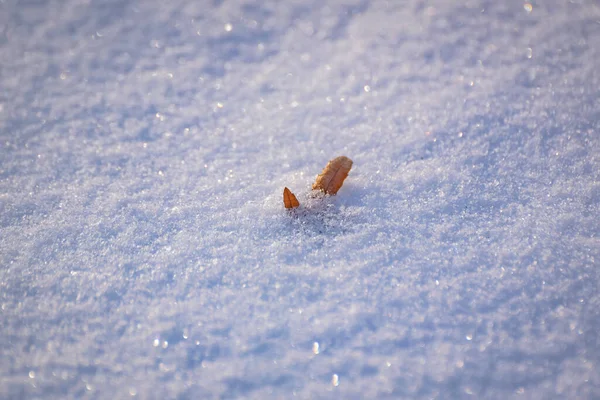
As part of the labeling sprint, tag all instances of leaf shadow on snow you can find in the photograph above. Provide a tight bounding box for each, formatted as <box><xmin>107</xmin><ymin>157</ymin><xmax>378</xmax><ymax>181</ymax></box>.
<box><xmin>257</xmin><ymin>192</ymin><xmax>359</xmax><ymax>256</ymax></box>
<box><xmin>285</xmin><ymin>197</ymin><xmax>352</xmax><ymax>236</ymax></box>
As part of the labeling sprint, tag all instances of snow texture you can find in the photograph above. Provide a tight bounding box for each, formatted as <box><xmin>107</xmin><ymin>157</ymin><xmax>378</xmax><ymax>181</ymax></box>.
<box><xmin>1</xmin><ymin>0</ymin><xmax>600</xmax><ymax>398</ymax></box>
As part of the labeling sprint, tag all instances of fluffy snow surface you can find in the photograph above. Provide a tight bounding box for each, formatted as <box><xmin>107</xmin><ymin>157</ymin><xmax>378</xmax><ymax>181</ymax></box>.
<box><xmin>1</xmin><ymin>0</ymin><xmax>600</xmax><ymax>398</ymax></box>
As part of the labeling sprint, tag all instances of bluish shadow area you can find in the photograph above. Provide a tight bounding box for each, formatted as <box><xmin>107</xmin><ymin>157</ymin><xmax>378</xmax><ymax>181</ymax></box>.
<box><xmin>1</xmin><ymin>0</ymin><xmax>600</xmax><ymax>398</ymax></box>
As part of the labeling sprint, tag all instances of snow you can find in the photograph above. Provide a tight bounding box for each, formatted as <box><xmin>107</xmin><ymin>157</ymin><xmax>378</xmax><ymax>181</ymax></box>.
<box><xmin>1</xmin><ymin>0</ymin><xmax>599</xmax><ymax>398</ymax></box>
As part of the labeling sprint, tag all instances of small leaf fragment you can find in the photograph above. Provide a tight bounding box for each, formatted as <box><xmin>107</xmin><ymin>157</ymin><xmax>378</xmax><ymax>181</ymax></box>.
<box><xmin>283</xmin><ymin>187</ymin><xmax>300</xmax><ymax>209</ymax></box>
<box><xmin>312</xmin><ymin>156</ymin><xmax>353</xmax><ymax>195</ymax></box>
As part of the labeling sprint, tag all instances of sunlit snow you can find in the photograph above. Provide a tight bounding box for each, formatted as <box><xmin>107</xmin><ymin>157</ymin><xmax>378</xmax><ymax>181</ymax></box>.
<box><xmin>1</xmin><ymin>0</ymin><xmax>599</xmax><ymax>399</ymax></box>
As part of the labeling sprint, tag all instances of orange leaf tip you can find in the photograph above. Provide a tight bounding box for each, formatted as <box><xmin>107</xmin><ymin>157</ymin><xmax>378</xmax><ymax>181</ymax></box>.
<box><xmin>312</xmin><ymin>156</ymin><xmax>353</xmax><ymax>195</ymax></box>
<box><xmin>283</xmin><ymin>187</ymin><xmax>300</xmax><ymax>209</ymax></box>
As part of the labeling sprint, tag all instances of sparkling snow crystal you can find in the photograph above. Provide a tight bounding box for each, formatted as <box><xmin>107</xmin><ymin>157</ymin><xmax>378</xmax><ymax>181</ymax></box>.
<box><xmin>1</xmin><ymin>0</ymin><xmax>599</xmax><ymax>399</ymax></box>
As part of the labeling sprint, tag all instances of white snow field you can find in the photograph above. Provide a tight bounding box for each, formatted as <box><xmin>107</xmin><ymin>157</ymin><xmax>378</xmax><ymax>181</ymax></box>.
<box><xmin>1</xmin><ymin>0</ymin><xmax>600</xmax><ymax>398</ymax></box>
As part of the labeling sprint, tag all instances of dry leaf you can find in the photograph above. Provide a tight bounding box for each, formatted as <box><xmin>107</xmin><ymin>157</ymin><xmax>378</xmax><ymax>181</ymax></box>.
<box><xmin>312</xmin><ymin>156</ymin><xmax>353</xmax><ymax>195</ymax></box>
<box><xmin>283</xmin><ymin>187</ymin><xmax>300</xmax><ymax>209</ymax></box>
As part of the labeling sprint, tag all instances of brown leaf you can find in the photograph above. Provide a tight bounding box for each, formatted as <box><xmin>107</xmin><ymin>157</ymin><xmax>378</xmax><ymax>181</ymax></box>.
<box><xmin>312</xmin><ymin>156</ymin><xmax>353</xmax><ymax>195</ymax></box>
<box><xmin>283</xmin><ymin>187</ymin><xmax>300</xmax><ymax>209</ymax></box>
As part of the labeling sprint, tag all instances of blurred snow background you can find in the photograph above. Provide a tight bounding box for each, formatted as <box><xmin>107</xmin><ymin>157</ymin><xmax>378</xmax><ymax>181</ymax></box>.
<box><xmin>1</xmin><ymin>0</ymin><xmax>599</xmax><ymax>398</ymax></box>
